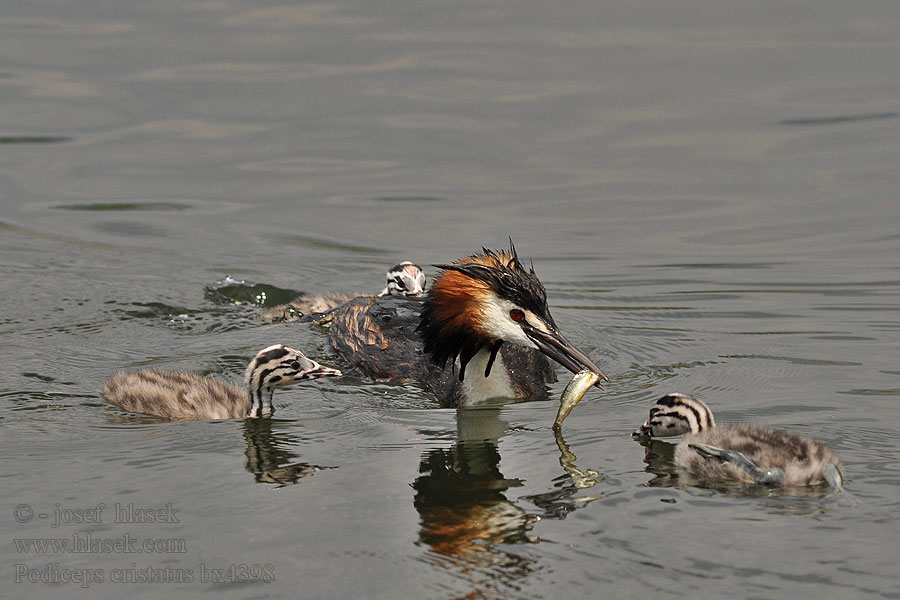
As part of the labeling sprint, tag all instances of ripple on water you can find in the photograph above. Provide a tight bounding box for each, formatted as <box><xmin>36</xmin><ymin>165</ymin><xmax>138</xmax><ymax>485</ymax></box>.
<box><xmin>777</xmin><ymin>112</ymin><xmax>899</xmax><ymax>126</ymax></box>
<box><xmin>1</xmin><ymin>390</ymin><xmax>97</xmax><ymax>418</ymax></box>
<box><xmin>0</xmin><ymin>134</ymin><xmax>73</xmax><ymax>145</ymax></box>
<box><xmin>110</xmin><ymin>300</ymin><xmax>261</xmax><ymax>335</ymax></box>
<box><xmin>204</xmin><ymin>277</ymin><xmax>301</xmax><ymax>307</ymax></box>
<box><xmin>85</xmin><ymin>417</ymin><xmax>340</xmax><ymax>488</ymax></box>
<box><xmin>53</xmin><ymin>202</ymin><xmax>192</xmax><ymax>212</ymax></box>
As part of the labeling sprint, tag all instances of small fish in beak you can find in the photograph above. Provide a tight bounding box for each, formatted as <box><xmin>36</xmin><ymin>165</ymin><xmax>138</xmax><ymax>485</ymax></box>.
<box><xmin>553</xmin><ymin>369</ymin><xmax>603</xmax><ymax>429</ymax></box>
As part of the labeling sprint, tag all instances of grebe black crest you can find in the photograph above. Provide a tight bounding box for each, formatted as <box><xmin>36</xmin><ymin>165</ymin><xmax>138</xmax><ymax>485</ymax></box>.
<box><xmin>634</xmin><ymin>394</ymin><xmax>843</xmax><ymax>488</ymax></box>
<box><xmin>260</xmin><ymin>261</ymin><xmax>426</xmax><ymax>323</ymax></box>
<box><xmin>102</xmin><ymin>344</ymin><xmax>341</xmax><ymax>420</ymax></box>
<box><xmin>328</xmin><ymin>241</ymin><xmax>606</xmax><ymax>407</ymax></box>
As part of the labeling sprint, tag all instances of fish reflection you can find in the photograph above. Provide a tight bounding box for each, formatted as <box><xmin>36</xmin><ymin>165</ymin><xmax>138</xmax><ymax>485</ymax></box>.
<box><xmin>242</xmin><ymin>418</ymin><xmax>336</xmax><ymax>486</ymax></box>
<box><xmin>522</xmin><ymin>429</ymin><xmax>605</xmax><ymax>520</ymax></box>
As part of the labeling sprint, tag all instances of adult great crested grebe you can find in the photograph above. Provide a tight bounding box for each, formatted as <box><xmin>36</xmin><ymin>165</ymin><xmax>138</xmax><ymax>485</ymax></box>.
<box><xmin>328</xmin><ymin>242</ymin><xmax>607</xmax><ymax>407</ymax></box>
<box><xmin>102</xmin><ymin>344</ymin><xmax>341</xmax><ymax>420</ymax></box>
<box><xmin>633</xmin><ymin>393</ymin><xmax>843</xmax><ymax>488</ymax></box>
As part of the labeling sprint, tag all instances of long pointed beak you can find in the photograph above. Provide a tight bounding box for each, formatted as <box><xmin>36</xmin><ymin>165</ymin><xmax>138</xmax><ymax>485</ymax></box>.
<box><xmin>522</xmin><ymin>323</ymin><xmax>608</xmax><ymax>387</ymax></box>
<box><xmin>299</xmin><ymin>359</ymin><xmax>342</xmax><ymax>381</ymax></box>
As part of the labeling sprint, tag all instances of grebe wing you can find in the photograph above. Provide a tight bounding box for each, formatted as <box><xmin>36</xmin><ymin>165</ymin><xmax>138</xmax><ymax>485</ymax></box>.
<box><xmin>328</xmin><ymin>295</ymin><xmax>447</xmax><ymax>384</ymax></box>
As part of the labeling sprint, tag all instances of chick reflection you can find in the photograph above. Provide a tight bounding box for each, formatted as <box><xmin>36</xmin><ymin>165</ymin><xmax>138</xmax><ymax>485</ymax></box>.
<box><xmin>635</xmin><ymin>437</ymin><xmax>680</xmax><ymax>487</ymax></box>
<box><xmin>412</xmin><ymin>408</ymin><xmax>538</xmax><ymax>575</ymax></box>
<box><xmin>242</xmin><ymin>418</ymin><xmax>336</xmax><ymax>486</ymax></box>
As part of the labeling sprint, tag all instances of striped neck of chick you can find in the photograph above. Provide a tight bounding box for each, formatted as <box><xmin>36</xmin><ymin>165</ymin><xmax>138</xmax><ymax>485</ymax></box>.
<box><xmin>245</xmin><ymin>344</ymin><xmax>342</xmax><ymax>417</ymax></box>
<box><xmin>633</xmin><ymin>393</ymin><xmax>715</xmax><ymax>437</ymax></box>
<box><xmin>378</xmin><ymin>261</ymin><xmax>426</xmax><ymax>297</ymax></box>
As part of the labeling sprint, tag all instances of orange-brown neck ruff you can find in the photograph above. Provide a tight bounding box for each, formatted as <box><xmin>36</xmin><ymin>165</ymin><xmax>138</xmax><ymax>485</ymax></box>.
<box><xmin>417</xmin><ymin>246</ymin><xmax>552</xmax><ymax>379</ymax></box>
<box><xmin>428</xmin><ymin>250</ymin><xmax>515</xmax><ymax>338</ymax></box>
<box><xmin>427</xmin><ymin>268</ymin><xmax>491</xmax><ymax>339</ymax></box>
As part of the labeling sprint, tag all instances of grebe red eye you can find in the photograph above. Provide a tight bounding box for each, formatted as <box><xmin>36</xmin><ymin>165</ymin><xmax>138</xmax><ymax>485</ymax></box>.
<box><xmin>509</xmin><ymin>309</ymin><xmax>525</xmax><ymax>322</ymax></box>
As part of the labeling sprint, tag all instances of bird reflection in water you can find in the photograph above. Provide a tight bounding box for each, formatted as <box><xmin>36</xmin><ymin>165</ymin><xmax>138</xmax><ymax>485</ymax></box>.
<box><xmin>412</xmin><ymin>408</ymin><xmax>604</xmax><ymax>596</ymax></box>
<box><xmin>242</xmin><ymin>418</ymin><xmax>336</xmax><ymax>487</ymax></box>
<box><xmin>413</xmin><ymin>409</ymin><xmax>536</xmax><ymax>569</ymax></box>
<box><xmin>634</xmin><ymin>437</ymin><xmax>680</xmax><ymax>488</ymax></box>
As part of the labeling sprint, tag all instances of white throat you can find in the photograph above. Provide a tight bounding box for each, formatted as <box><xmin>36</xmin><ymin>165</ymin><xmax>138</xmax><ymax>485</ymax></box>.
<box><xmin>458</xmin><ymin>347</ymin><xmax>515</xmax><ymax>406</ymax></box>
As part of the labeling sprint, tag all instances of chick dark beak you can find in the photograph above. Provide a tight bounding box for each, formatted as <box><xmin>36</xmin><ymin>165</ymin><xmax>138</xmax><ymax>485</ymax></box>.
<box><xmin>632</xmin><ymin>420</ymin><xmax>653</xmax><ymax>438</ymax></box>
<box><xmin>521</xmin><ymin>323</ymin><xmax>608</xmax><ymax>387</ymax></box>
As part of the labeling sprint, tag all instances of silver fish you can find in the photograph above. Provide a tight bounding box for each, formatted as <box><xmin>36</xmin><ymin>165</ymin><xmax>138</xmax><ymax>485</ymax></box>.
<box><xmin>553</xmin><ymin>369</ymin><xmax>601</xmax><ymax>429</ymax></box>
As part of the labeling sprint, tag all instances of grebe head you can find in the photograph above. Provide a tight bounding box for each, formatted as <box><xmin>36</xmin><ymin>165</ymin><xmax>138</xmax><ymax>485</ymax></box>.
<box><xmin>418</xmin><ymin>241</ymin><xmax>606</xmax><ymax>382</ymax></box>
<box><xmin>244</xmin><ymin>344</ymin><xmax>342</xmax><ymax>417</ymax></box>
<box><xmin>379</xmin><ymin>261</ymin><xmax>426</xmax><ymax>297</ymax></box>
<box><xmin>633</xmin><ymin>393</ymin><xmax>715</xmax><ymax>438</ymax></box>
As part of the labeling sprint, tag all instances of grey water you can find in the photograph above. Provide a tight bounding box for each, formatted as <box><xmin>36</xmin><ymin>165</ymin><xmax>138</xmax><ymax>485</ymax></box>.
<box><xmin>2</xmin><ymin>1</ymin><xmax>900</xmax><ymax>598</ymax></box>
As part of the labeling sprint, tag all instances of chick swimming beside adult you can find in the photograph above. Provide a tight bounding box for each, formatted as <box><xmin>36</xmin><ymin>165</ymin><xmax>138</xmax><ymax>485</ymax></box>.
<box><xmin>633</xmin><ymin>393</ymin><xmax>843</xmax><ymax>488</ymax></box>
<box><xmin>102</xmin><ymin>344</ymin><xmax>341</xmax><ymax>420</ymax></box>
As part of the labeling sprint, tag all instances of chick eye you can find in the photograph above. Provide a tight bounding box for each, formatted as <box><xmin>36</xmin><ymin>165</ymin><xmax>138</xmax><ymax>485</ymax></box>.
<box><xmin>289</xmin><ymin>360</ymin><xmax>300</xmax><ymax>370</ymax></box>
<box><xmin>509</xmin><ymin>309</ymin><xmax>525</xmax><ymax>322</ymax></box>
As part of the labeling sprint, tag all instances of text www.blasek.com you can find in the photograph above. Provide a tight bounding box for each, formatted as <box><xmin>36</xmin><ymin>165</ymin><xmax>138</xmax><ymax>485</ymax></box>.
<box><xmin>12</xmin><ymin>502</ymin><xmax>274</xmax><ymax>587</ymax></box>
<box><xmin>14</xmin><ymin>533</ymin><xmax>186</xmax><ymax>554</ymax></box>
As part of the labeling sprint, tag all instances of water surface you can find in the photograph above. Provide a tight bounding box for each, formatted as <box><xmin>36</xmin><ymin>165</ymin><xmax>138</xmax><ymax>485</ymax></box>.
<box><xmin>2</xmin><ymin>1</ymin><xmax>899</xmax><ymax>598</ymax></box>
